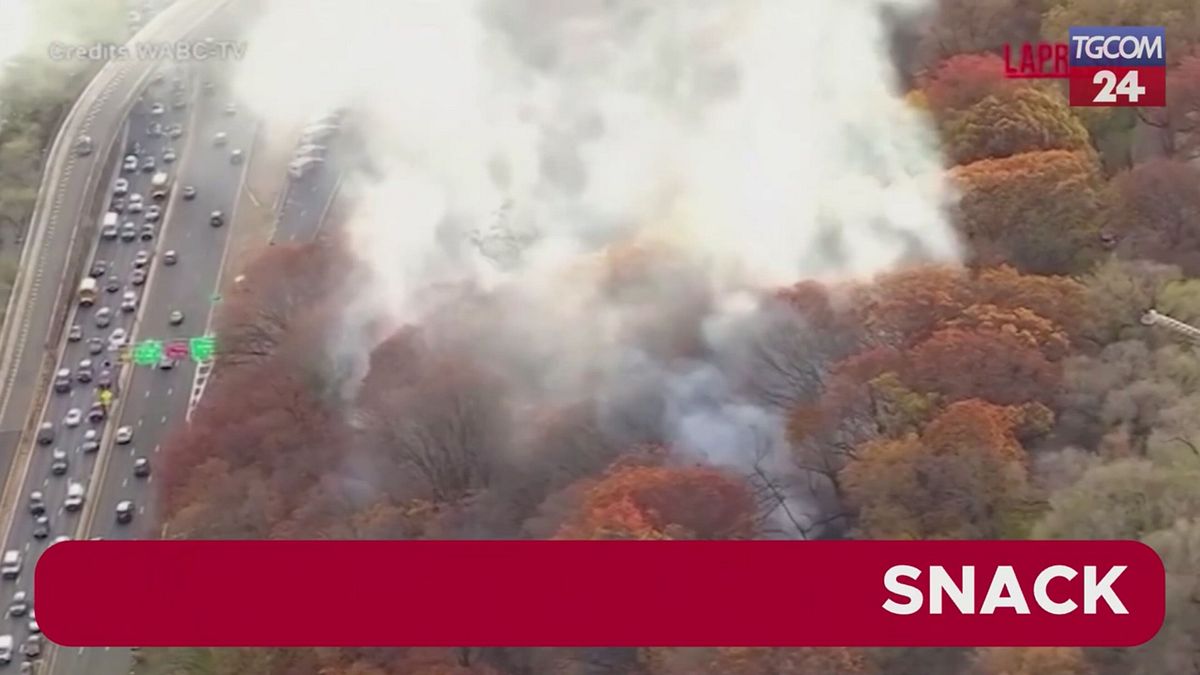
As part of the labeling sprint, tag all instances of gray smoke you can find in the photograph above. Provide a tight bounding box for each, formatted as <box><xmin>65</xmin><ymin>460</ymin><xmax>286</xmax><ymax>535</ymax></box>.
<box><xmin>233</xmin><ymin>0</ymin><xmax>961</xmax><ymax>535</ymax></box>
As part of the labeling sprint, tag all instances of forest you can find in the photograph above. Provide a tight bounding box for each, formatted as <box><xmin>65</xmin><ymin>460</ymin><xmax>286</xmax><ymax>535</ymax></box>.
<box><xmin>147</xmin><ymin>0</ymin><xmax>1200</xmax><ymax>674</ymax></box>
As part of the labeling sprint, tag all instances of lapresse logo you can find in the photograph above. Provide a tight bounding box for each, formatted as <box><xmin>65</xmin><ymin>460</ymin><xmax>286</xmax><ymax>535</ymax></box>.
<box><xmin>1068</xmin><ymin>27</ymin><xmax>1165</xmax><ymax>106</ymax></box>
<box><xmin>1003</xmin><ymin>26</ymin><xmax>1165</xmax><ymax>107</ymax></box>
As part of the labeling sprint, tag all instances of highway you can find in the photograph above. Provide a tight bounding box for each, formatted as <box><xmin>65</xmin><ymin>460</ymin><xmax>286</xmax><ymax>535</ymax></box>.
<box><xmin>0</xmin><ymin>0</ymin><xmax>234</xmax><ymax>535</ymax></box>
<box><xmin>47</xmin><ymin>38</ymin><xmax>346</xmax><ymax>675</ymax></box>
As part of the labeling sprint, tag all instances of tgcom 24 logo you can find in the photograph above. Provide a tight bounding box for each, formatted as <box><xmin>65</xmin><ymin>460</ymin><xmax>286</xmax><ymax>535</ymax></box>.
<box><xmin>1004</xmin><ymin>26</ymin><xmax>1166</xmax><ymax>107</ymax></box>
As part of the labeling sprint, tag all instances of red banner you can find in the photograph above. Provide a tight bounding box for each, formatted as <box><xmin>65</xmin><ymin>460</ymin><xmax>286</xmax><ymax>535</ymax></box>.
<box><xmin>35</xmin><ymin>540</ymin><xmax>1164</xmax><ymax>647</ymax></box>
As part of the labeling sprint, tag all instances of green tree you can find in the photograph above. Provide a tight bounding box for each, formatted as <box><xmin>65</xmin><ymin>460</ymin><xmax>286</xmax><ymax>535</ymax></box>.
<box><xmin>1033</xmin><ymin>459</ymin><xmax>1200</xmax><ymax>540</ymax></box>
<box><xmin>942</xmin><ymin>87</ymin><xmax>1091</xmax><ymax>165</ymax></box>
<box><xmin>1078</xmin><ymin>258</ymin><xmax>1182</xmax><ymax>347</ymax></box>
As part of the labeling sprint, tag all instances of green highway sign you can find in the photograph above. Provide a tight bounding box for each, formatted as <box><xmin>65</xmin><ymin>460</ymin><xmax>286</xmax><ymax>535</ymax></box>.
<box><xmin>189</xmin><ymin>335</ymin><xmax>216</xmax><ymax>361</ymax></box>
<box><xmin>132</xmin><ymin>339</ymin><xmax>163</xmax><ymax>366</ymax></box>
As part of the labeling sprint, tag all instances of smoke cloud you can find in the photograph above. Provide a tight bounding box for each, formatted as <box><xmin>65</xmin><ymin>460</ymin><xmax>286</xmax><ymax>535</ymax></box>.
<box><xmin>234</xmin><ymin>0</ymin><xmax>961</xmax><ymax>534</ymax></box>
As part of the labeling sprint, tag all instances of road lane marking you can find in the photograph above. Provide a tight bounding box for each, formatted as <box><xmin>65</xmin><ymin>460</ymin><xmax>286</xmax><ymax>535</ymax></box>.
<box><xmin>153</xmin><ymin>443</ymin><xmax>159</xmax><ymax>453</ymax></box>
<box><xmin>122</xmin><ymin>478</ymin><xmax>128</xmax><ymax>488</ymax></box>
<box><xmin>137</xmin><ymin>418</ymin><xmax>142</xmax><ymax>426</ymax></box>
<box><xmin>144</xmin><ymin>390</ymin><xmax>150</xmax><ymax>398</ymax></box>
<box><xmin>161</xmin><ymin>415</ymin><xmax>166</xmax><ymax>423</ymax></box>
<box><xmin>167</xmin><ymin>387</ymin><xmax>172</xmax><ymax>395</ymax></box>
<box><xmin>22</xmin><ymin>543</ymin><xmax>28</xmax><ymax>553</ymax></box>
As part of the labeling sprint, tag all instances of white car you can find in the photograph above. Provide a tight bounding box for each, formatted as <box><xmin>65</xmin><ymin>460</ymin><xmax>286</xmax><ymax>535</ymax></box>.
<box><xmin>108</xmin><ymin>327</ymin><xmax>128</xmax><ymax>351</ymax></box>
<box><xmin>63</xmin><ymin>408</ymin><xmax>82</xmax><ymax>428</ymax></box>
<box><xmin>121</xmin><ymin>291</ymin><xmax>138</xmax><ymax>313</ymax></box>
<box><xmin>122</xmin><ymin>155</ymin><xmax>138</xmax><ymax>172</ymax></box>
<box><xmin>64</xmin><ymin>482</ymin><xmax>84</xmax><ymax>511</ymax></box>
<box><xmin>213</xmin><ymin>131</ymin><xmax>228</xmax><ymax>146</ymax></box>
<box><xmin>115</xmin><ymin>426</ymin><xmax>133</xmax><ymax>445</ymax></box>
<box><xmin>113</xmin><ymin>177</ymin><xmax>129</xmax><ymax>195</ymax></box>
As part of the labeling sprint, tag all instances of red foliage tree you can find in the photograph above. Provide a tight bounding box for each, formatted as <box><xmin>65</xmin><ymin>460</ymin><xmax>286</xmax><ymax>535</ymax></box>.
<box><xmin>921</xmin><ymin>53</ymin><xmax>1018</xmax><ymax>114</ymax></box>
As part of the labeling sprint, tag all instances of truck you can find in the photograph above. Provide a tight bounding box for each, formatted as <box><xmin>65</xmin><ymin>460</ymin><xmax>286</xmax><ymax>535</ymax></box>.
<box><xmin>103</xmin><ymin>211</ymin><xmax>118</xmax><ymax>228</ymax></box>
<box><xmin>0</xmin><ymin>634</ymin><xmax>11</xmax><ymax>664</ymax></box>
<box><xmin>0</xmin><ymin>550</ymin><xmax>19</xmax><ymax>579</ymax></box>
<box><xmin>78</xmin><ymin>277</ymin><xmax>98</xmax><ymax>306</ymax></box>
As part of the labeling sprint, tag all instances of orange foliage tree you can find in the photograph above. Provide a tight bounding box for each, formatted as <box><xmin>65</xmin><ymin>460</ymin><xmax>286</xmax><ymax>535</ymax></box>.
<box><xmin>852</xmin><ymin>265</ymin><xmax>974</xmax><ymax>346</ymax></box>
<box><xmin>972</xmin><ymin>265</ymin><xmax>1088</xmax><ymax>342</ymax></box>
<box><xmin>970</xmin><ymin>647</ymin><xmax>1095</xmax><ymax>675</ymax></box>
<box><xmin>841</xmin><ymin>403</ymin><xmax>1034</xmax><ymax>539</ymax></box>
<box><xmin>556</xmin><ymin>464</ymin><xmax>756</xmax><ymax>540</ymax></box>
<box><xmin>905</xmin><ymin>327</ymin><xmax>1060</xmax><ymax>406</ymax></box>
<box><xmin>950</xmin><ymin>150</ymin><xmax>1103</xmax><ymax>274</ymax></box>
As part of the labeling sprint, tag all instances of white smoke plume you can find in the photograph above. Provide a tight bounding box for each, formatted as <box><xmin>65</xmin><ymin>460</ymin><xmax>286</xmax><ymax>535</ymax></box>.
<box><xmin>234</xmin><ymin>0</ymin><xmax>961</xmax><ymax>534</ymax></box>
<box><xmin>0</xmin><ymin>0</ymin><xmax>32</xmax><ymax>77</ymax></box>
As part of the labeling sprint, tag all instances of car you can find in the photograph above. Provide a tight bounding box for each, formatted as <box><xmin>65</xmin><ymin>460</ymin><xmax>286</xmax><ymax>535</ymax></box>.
<box><xmin>150</xmin><ymin>102</ymin><xmax>165</xmax><ymax>115</ymax></box>
<box><xmin>64</xmin><ymin>482</ymin><xmax>84</xmax><ymax>511</ymax></box>
<box><xmin>74</xmin><ymin>135</ymin><xmax>93</xmax><ymax>157</ymax></box>
<box><xmin>30</xmin><ymin>517</ymin><xmax>48</xmax><ymax>540</ymax></box>
<box><xmin>158</xmin><ymin>357</ymin><xmax>176</xmax><ymax>370</ymax></box>
<box><xmin>95</xmin><ymin>306</ymin><xmax>112</xmax><ymax>328</ymax></box>
<box><xmin>63</xmin><ymin>408</ymin><xmax>82</xmax><ymax>428</ymax></box>
<box><xmin>113</xmin><ymin>177</ymin><xmax>129</xmax><ymax>195</ymax></box>
<box><xmin>129</xmin><ymin>140</ymin><xmax>144</xmax><ymax>155</ymax></box>
<box><xmin>213</xmin><ymin>131</ymin><xmax>228</xmax><ymax>146</ymax></box>
<box><xmin>79</xmin><ymin>429</ymin><xmax>99</xmax><ymax>454</ymax></box>
<box><xmin>105</xmin><ymin>275</ymin><xmax>121</xmax><ymax>293</ymax></box>
<box><xmin>151</xmin><ymin>188</ymin><xmax>168</xmax><ymax>202</ymax></box>
<box><xmin>116</xmin><ymin>426</ymin><xmax>133</xmax><ymax>444</ymax></box>
<box><xmin>163</xmin><ymin>147</ymin><xmax>177</xmax><ymax>163</ymax></box>
<box><xmin>96</xmin><ymin>369</ymin><xmax>113</xmax><ymax>389</ymax></box>
<box><xmin>230</xmin><ymin>148</ymin><xmax>244</xmax><ymax>164</ymax></box>
<box><xmin>182</xmin><ymin>185</ymin><xmax>196</xmax><ymax>200</ymax></box>
<box><xmin>50</xmin><ymin>449</ymin><xmax>67</xmax><ymax>476</ymax></box>
<box><xmin>7</xmin><ymin>592</ymin><xmax>26</xmax><ymax>618</ymax></box>
<box><xmin>110</xmin><ymin>195</ymin><xmax>126</xmax><ymax>213</ymax></box>
<box><xmin>169</xmin><ymin>309</ymin><xmax>184</xmax><ymax>326</ymax></box>
<box><xmin>109</xmin><ymin>327</ymin><xmax>128</xmax><ymax>350</ymax></box>
<box><xmin>123</xmin><ymin>154</ymin><xmax>138</xmax><ymax>172</ymax></box>
<box><xmin>77</xmin><ymin>358</ymin><xmax>93</xmax><ymax>382</ymax></box>
<box><xmin>28</xmin><ymin>491</ymin><xmax>44</xmax><ymax>516</ymax></box>
<box><xmin>164</xmin><ymin>249</ymin><xmax>178</xmax><ymax>265</ymax></box>
<box><xmin>0</xmin><ymin>637</ymin><xmax>9</xmax><ymax>667</ymax></box>
<box><xmin>145</xmin><ymin>204</ymin><xmax>161</xmax><ymax>222</ymax></box>
<box><xmin>127</xmin><ymin>199</ymin><xmax>143</xmax><ymax>214</ymax></box>
<box><xmin>210</xmin><ymin>210</ymin><xmax>224</xmax><ymax>227</ymax></box>
<box><xmin>172</xmin><ymin>94</ymin><xmax>187</xmax><ymax>110</ymax></box>
<box><xmin>134</xmin><ymin>457</ymin><xmax>151</xmax><ymax>477</ymax></box>
<box><xmin>67</xmin><ymin>324</ymin><xmax>82</xmax><ymax>342</ymax></box>
<box><xmin>101</xmin><ymin>223</ymin><xmax>118</xmax><ymax>239</ymax></box>
<box><xmin>130</xmin><ymin>192</ymin><xmax>143</xmax><ymax>205</ymax></box>
<box><xmin>1</xmin><ymin>551</ymin><xmax>21</xmax><ymax>579</ymax></box>
<box><xmin>87</xmin><ymin>403</ymin><xmax>105</xmax><ymax>423</ymax></box>
<box><xmin>121</xmin><ymin>221</ymin><xmax>137</xmax><ymax>241</ymax></box>
<box><xmin>35</xmin><ymin>423</ymin><xmax>53</xmax><ymax>446</ymax></box>
<box><xmin>88</xmin><ymin>260</ymin><xmax>107</xmax><ymax>277</ymax></box>
<box><xmin>87</xmin><ymin>337</ymin><xmax>104</xmax><ymax>355</ymax></box>
<box><xmin>141</xmin><ymin>156</ymin><xmax>156</xmax><ymax>172</ymax></box>
<box><xmin>224</xmin><ymin>103</ymin><xmax>237</xmax><ymax>115</ymax></box>
<box><xmin>53</xmin><ymin>369</ymin><xmax>71</xmax><ymax>393</ymax></box>
<box><xmin>116</xmin><ymin>500</ymin><xmax>134</xmax><ymax>524</ymax></box>
<box><xmin>131</xmin><ymin>267</ymin><xmax>147</xmax><ymax>286</ymax></box>
<box><xmin>167</xmin><ymin>123</ymin><xmax>183</xmax><ymax>139</ymax></box>
<box><xmin>141</xmin><ymin>222</ymin><xmax>156</xmax><ymax>242</ymax></box>
<box><xmin>27</xmin><ymin>611</ymin><xmax>38</xmax><ymax>635</ymax></box>
<box><xmin>134</xmin><ymin>250</ymin><xmax>152</xmax><ymax>268</ymax></box>
<box><xmin>22</xmin><ymin>635</ymin><xmax>40</xmax><ymax>659</ymax></box>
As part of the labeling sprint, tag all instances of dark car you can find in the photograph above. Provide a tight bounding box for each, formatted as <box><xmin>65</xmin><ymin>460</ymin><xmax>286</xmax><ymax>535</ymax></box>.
<box><xmin>88</xmin><ymin>260</ymin><xmax>107</xmax><ymax>278</ymax></box>
<box><xmin>182</xmin><ymin>185</ymin><xmax>196</xmax><ymax>200</ymax></box>
<box><xmin>110</xmin><ymin>196</ymin><xmax>126</xmax><ymax>213</ymax></box>
<box><xmin>116</xmin><ymin>501</ymin><xmax>134</xmax><ymax>524</ymax></box>
<box><xmin>134</xmin><ymin>457</ymin><xmax>151</xmax><ymax>477</ymax></box>
<box><xmin>86</xmin><ymin>403</ymin><xmax>105</xmax><ymax>423</ymax></box>
<box><xmin>67</xmin><ymin>324</ymin><xmax>82</xmax><ymax>342</ymax></box>
<box><xmin>87</xmin><ymin>337</ymin><xmax>104</xmax><ymax>355</ymax></box>
<box><xmin>31</xmin><ymin>516</ymin><xmax>49</xmax><ymax>540</ymax></box>
<box><xmin>28</xmin><ymin>491</ymin><xmax>45</xmax><ymax>515</ymax></box>
<box><xmin>96</xmin><ymin>370</ymin><xmax>113</xmax><ymax>389</ymax></box>
<box><xmin>36</xmin><ymin>423</ymin><xmax>53</xmax><ymax>446</ymax></box>
<box><xmin>131</xmin><ymin>268</ymin><xmax>147</xmax><ymax>286</ymax></box>
<box><xmin>105</xmin><ymin>275</ymin><xmax>121</xmax><ymax>293</ymax></box>
<box><xmin>210</xmin><ymin>210</ymin><xmax>224</xmax><ymax>227</ymax></box>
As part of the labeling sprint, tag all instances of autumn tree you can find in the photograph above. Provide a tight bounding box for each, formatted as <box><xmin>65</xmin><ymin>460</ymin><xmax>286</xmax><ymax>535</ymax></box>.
<box><xmin>852</xmin><ymin>265</ymin><xmax>974</xmax><ymax>346</ymax></box>
<box><xmin>919</xmin><ymin>53</ymin><xmax>1018</xmax><ymax>114</ymax></box>
<box><xmin>950</xmin><ymin>150</ymin><xmax>1103</xmax><ymax>274</ymax></box>
<box><xmin>905</xmin><ymin>327</ymin><xmax>1060</xmax><ymax>406</ymax></box>
<box><xmin>1078</xmin><ymin>258</ymin><xmax>1182</xmax><ymax>347</ymax></box>
<box><xmin>556</xmin><ymin>464</ymin><xmax>756</xmax><ymax>540</ymax></box>
<box><xmin>1106</xmin><ymin>159</ymin><xmax>1200</xmax><ymax>275</ymax></box>
<box><xmin>841</xmin><ymin>412</ymin><xmax>1034</xmax><ymax>540</ymax></box>
<box><xmin>644</xmin><ymin>647</ymin><xmax>877</xmax><ymax>675</ymax></box>
<box><xmin>942</xmin><ymin>303</ymin><xmax>1070</xmax><ymax>360</ymax></box>
<box><xmin>969</xmin><ymin>647</ymin><xmax>1095</xmax><ymax>675</ymax></box>
<box><xmin>1043</xmin><ymin>0</ymin><xmax>1200</xmax><ymax>67</ymax></box>
<box><xmin>1033</xmin><ymin>459</ymin><xmax>1200</xmax><ymax>540</ymax></box>
<box><xmin>943</xmin><ymin>87</ymin><xmax>1091</xmax><ymax>166</ymax></box>
<box><xmin>972</xmin><ymin>264</ymin><xmax>1089</xmax><ymax>342</ymax></box>
<box><xmin>914</xmin><ymin>0</ymin><xmax>1045</xmax><ymax>68</ymax></box>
